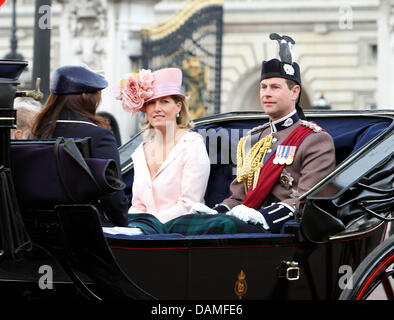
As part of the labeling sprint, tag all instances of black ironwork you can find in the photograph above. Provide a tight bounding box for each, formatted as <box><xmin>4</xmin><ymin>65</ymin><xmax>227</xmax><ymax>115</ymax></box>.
<box><xmin>3</xmin><ymin>0</ymin><xmax>25</xmax><ymax>61</ymax></box>
<box><xmin>141</xmin><ymin>2</ymin><xmax>223</xmax><ymax>117</ymax></box>
<box><xmin>32</xmin><ymin>0</ymin><xmax>52</xmax><ymax>102</ymax></box>
<box><xmin>0</xmin><ymin>60</ymin><xmax>27</xmax><ymax>167</ymax></box>
<box><xmin>0</xmin><ymin>59</ymin><xmax>32</xmax><ymax>261</ymax></box>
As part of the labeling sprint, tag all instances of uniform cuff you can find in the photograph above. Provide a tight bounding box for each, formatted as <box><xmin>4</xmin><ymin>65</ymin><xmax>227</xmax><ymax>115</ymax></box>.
<box><xmin>214</xmin><ymin>204</ymin><xmax>230</xmax><ymax>213</ymax></box>
<box><xmin>258</xmin><ymin>202</ymin><xmax>294</xmax><ymax>233</ymax></box>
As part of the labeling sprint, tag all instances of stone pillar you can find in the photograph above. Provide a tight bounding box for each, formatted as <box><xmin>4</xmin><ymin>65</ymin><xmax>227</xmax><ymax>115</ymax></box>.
<box><xmin>101</xmin><ymin>0</ymin><xmax>160</xmax><ymax>143</ymax></box>
<box><xmin>57</xmin><ymin>0</ymin><xmax>108</xmax><ymax>70</ymax></box>
<box><xmin>100</xmin><ymin>0</ymin><xmax>156</xmax><ymax>144</ymax></box>
<box><xmin>100</xmin><ymin>0</ymin><xmax>134</xmax><ymax>145</ymax></box>
<box><xmin>377</xmin><ymin>0</ymin><xmax>394</xmax><ymax>109</ymax></box>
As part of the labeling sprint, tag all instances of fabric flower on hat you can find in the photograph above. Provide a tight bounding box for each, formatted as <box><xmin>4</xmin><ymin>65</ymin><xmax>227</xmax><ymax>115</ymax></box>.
<box><xmin>137</xmin><ymin>69</ymin><xmax>154</xmax><ymax>97</ymax></box>
<box><xmin>117</xmin><ymin>69</ymin><xmax>154</xmax><ymax>116</ymax></box>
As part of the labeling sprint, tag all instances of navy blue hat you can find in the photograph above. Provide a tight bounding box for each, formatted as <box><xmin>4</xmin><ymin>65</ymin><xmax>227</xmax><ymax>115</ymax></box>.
<box><xmin>260</xmin><ymin>59</ymin><xmax>301</xmax><ymax>86</ymax></box>
<box><xmin>50</xmin><ymin>65</ymin><xmax>108</xmax><ymax>94</ymax></box>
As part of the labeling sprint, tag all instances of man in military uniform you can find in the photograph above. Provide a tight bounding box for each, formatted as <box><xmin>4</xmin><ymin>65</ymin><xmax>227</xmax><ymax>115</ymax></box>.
<box><xmin>190</xmin><ymin>34</ymin><xmax>336</xmax><ymax>233</ymax></box>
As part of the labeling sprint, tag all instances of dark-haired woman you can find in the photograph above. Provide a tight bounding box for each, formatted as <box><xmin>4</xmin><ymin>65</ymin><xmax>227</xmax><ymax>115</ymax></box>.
<box><xmin>31</xmin><ymin>65</ymin><xmax>129</xmax><ymax>227</ymax></box>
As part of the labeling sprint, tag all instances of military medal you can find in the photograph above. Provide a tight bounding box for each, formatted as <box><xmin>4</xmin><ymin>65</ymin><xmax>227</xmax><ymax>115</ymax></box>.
<box><xmin>285</xmin><ymin>146</ymin><xmax>296</xmax><ymax>165</ymax></box>
<box><xmin>279</xmin><ymin>145</ymin><xmax>288</xmax><ymax>165</ymax></box>
<box><xmin>273</xmin><ymin>145</ymin><xmax>284</xmax><ymax>165</ymax></box>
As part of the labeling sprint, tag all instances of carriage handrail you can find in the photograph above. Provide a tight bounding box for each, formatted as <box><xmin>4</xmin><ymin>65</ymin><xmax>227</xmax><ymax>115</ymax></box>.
<box><xmin>356</xmin><ymin>182</ymin><xmax>394</xmax><ymax>194</ymax></box>
<box><xmin>358</xmin><ymin>197</ymin><xmax>394</xmax><ymax>222</ymax></box>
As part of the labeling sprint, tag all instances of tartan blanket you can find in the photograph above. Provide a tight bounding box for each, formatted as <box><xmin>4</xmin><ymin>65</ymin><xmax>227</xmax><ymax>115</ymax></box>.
<box><xmin>128</xmin><ymin>213</ymin><xmax>168</xmax><ymax>234</ymax></box>
<box><xmin>128</xmin><ymin>213</ymin><xmax>267</xmax><ymax>235</ymax></box>
<box><xmin>166</xmin><ymin>214</ymin><xmax>267</xmax><ymax>235</ymax></box>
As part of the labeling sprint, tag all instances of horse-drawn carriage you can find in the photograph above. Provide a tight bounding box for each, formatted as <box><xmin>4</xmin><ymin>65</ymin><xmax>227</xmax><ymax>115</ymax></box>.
<box><xmin>0</xmin><ymin>60</ymin><xmax>393</xmax><ymax>300</ymax></box>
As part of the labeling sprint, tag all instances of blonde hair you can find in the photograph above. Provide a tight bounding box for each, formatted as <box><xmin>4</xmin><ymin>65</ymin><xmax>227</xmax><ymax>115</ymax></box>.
<box><xmin>140</xmin><ymin>95</ymin><xmax>194</xmax><ymax>138</ymax></box>
<box><xmin>11</xmin><ymin>100</ymin><xmax>41</xmax><ymax>139</ymax></box>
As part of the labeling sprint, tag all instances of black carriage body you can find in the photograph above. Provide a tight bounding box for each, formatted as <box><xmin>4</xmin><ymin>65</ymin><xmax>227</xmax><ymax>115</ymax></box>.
<box><xmin>108</xmin><ymin>110</ymin><xmax>393</xmax><ymax>300</ymax></box>
<box><xmin>1</xmin><ymin>107</ymin><xmax>393</xmax><ymax>300</ymax></box>
<box><xmin>108</xmin><ymin>223</ymin><xmax>386</xmax><ymax>300</ymax></box>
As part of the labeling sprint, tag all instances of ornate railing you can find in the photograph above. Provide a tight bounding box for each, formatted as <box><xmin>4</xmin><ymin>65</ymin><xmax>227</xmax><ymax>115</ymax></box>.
<box><xmin>141</xmin><ymin>0</ymin><xmax>223</xmax><ymax>118</ymax></box>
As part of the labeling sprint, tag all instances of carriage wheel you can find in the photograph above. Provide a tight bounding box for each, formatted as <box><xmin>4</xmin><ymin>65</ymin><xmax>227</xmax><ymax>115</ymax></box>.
<box><xmin>339</xmin><ymin>235</ymin><xmax>394</xmax><ymax>300</ymax></box>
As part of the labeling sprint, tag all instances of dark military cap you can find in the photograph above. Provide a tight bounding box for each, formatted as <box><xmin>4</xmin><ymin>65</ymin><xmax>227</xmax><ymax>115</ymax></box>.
<box><xmin>261</xmin><ymin>33</ymin><xmax>301</xmax><ymax>86</ymax></box>
<box><xmin>50</xmin><ymin>65</ymin><xmax>108</xmax><ymax>94</ymax></box>
<box><xmin>260</xmin><ymin>59</ymin><xmax>301</xmax><ymax>86</ymax></box>
<box><xmin>261</xmin><ymin>33</ymin><xmax>305</xmax><ymax>119</ymax></box>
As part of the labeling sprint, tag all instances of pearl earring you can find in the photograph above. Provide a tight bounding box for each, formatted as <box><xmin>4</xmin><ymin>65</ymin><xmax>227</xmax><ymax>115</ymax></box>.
<box><xmin>176</xmin><ymin>112</ymin><xmax>180</xmax><ymax>118</ymax></box>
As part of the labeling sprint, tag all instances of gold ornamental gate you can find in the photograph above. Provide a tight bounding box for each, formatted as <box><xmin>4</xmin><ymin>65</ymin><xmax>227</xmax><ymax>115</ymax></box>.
<box><xmin>141</xmin><ymin>0</ymin><xmax>224</xmax><ymax>118</ymax></box>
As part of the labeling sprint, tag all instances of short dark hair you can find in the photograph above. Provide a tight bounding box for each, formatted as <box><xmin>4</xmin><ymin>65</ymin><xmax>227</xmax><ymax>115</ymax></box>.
<box><xmin>285</xmin><ymin>79</ymin><xmax>298</xmax><ymax>90</ymax></box>
<box><xmin>286</xmin><ymin>79</ymin><xmax>301</xmax><ymax>99</ymax></box>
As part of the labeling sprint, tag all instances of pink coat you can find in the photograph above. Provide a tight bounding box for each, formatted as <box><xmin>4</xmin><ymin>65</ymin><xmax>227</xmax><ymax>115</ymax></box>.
<box><xmin>128</xmin><ymin>131</ymin><xmax>211</xmax><ymax>223</ymax></box>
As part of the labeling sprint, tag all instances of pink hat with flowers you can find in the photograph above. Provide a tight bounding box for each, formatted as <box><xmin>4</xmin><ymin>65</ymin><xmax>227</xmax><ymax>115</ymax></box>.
<box><xmin>147</xmin><ymin>68</ymin><xmax>184</xmax><ymax>103</ymax></box>
<box><xmin>117</xmin><ymin>67</ymin><xmax>184</xmax><ymax>116</ymax></box>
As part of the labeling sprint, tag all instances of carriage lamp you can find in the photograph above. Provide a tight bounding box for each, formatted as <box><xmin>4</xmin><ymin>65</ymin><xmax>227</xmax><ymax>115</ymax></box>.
<box><xmin>313</xmin><ymin>92</ymin><xmax>331</xmax><ymax>110</ymax></box>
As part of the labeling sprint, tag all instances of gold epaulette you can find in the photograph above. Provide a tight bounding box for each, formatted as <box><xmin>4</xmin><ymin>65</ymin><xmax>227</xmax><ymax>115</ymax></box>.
<box><xmin>236</xmin><ymin>133</ymin><xmax>273</xmax><ymax>190</ymax></box>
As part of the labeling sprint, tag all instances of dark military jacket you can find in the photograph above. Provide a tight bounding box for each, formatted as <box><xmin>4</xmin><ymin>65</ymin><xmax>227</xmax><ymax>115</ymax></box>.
<box><xmin>221</xmin><ymin>111</ymin><xmax>336</xmax><ymax>211</ymax></box>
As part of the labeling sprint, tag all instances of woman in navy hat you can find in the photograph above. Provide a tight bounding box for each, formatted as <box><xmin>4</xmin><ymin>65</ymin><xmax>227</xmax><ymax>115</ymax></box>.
<box><xmin>31</xmin><ymin>65</ymin><xmax>129</xmax><ymax>227</ymax></box>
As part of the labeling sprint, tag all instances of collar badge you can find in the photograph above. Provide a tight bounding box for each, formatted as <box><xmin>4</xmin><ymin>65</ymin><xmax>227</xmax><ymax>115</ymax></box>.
<box><xmin>283</xmin><ymin>118</ymin><xmax>293</xmax><ymax>127</ymax></box>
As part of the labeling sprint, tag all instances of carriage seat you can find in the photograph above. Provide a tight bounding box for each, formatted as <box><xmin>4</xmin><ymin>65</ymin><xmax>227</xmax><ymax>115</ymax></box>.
<box><xmin>111</xmin><ymin>114</ymin><xmax>392</xmax><ymax>240</ymax></box>
<box><xmin>10</xmin><ymin>116</ymin><xmax>391</xmax><ymax>241</ymax></box>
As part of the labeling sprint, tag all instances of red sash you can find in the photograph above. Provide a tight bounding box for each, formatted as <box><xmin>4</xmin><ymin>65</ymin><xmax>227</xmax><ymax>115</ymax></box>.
<box><xmin>243</xmin><ymin>125</ymin><xmax>314</xmax><ymax>209</ymax></box>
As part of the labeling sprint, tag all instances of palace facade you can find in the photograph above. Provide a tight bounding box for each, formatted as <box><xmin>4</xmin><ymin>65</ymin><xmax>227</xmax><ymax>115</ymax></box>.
<box><xmin>1</xmin><ymin>0</ymin><xmax>393</xmax><ymax>141</ymax></box>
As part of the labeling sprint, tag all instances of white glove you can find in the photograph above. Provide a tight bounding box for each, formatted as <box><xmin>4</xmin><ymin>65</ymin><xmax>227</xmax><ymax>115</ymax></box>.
<box><xmin>102</xmin><ymin>227</ymin><xmax>144</xmax><ymax>236</ymax></box>
<box><xmin>227</xmin><ymin>204</ymin><xmax>269</xmax><ymax>229</ymax></box>
<box><xmin>189</xmin><ymin>203</ymin><xmax>218</xmax><ymax>215</ymax></box>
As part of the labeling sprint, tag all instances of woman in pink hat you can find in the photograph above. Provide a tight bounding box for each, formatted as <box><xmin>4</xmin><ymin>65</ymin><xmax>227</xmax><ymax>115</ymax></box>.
<box><xmin>117</xmin><ymin>67</ymin><xmax>211</xmax><ymax>234</ymax></box>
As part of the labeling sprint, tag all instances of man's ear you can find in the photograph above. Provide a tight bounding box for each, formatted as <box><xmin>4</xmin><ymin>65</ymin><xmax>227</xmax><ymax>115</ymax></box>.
<box><xmin>291</xmin><ymin>85</ymin><xmax>301</xmax><ymax>101</ymax></box>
